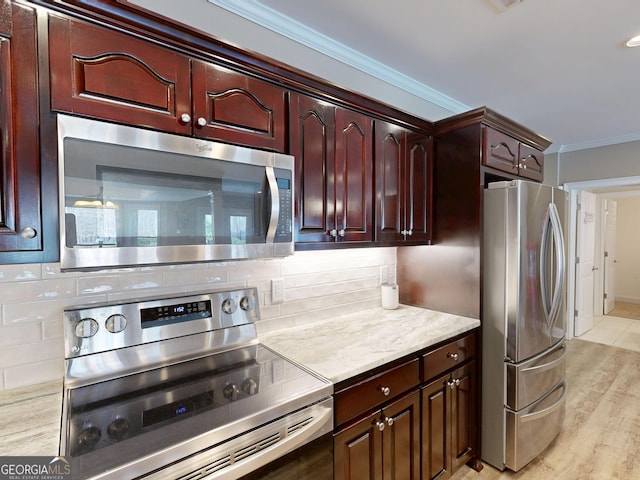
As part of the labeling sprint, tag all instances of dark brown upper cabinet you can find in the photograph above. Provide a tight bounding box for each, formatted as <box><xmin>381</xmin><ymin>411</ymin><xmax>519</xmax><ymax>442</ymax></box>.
<box><xmin>483</xmin><ymin>126</ymin><xmax>544</xmax><ymax>182</ymax></box>
<box><xmin>0</xmin><ymin>1</ymin><xmax>57</xmax><ymax>262</ymax></box>
<box><xmin>375</xmin><ymin>121</ymin><xmax>432</xmax><ymax>244</ymax></box>
<box><xmin>290</xmin><ymin>92</ymin><xmax>373</xmax><ymax>245</ymax></box>
<box><xmin>48</xmin><ymin>14</ymin><xmax>287</xmax><ymax>151</ymax></box>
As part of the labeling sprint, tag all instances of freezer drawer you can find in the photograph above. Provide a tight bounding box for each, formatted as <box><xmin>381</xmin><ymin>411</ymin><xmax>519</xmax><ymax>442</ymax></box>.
<box><xmin>506</xmin><ymin>341</ymin><xmax>566</xmax><ymax>411</ymax></box>
<box><xmin>505</xmin><ymin>380</ymin><xmax>567</xmax><ymax>471</ymax></box>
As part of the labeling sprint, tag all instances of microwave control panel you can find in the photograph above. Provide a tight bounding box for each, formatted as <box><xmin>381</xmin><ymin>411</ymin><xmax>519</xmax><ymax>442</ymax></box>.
<box><xmin>275</xmin><ymin>169</ymin><xmax>292</xmax><ymax>242</ymax></box>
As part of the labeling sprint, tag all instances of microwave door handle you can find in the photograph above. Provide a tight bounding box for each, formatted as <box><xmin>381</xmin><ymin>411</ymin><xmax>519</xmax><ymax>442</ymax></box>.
<box><xmin>265</xmin><ymin>166</ymin><xmax>280</xmax><ymax>243</ymax></box>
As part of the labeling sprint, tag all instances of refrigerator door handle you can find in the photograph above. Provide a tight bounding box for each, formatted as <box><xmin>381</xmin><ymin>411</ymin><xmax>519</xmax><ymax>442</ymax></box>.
<box><xmin>548</xmin><ymin>202</ymin><xmax>566</xmax><ymax>327</ymax></box>
<box><xmin>517</xmin><ymin>380</ymin><xmax>567</xmax><ymax>423</ymax></box>
<box><xmin>520</xmin><ymin>343</ymin><xmax>566</xmax><ymax>375</ymax></box>
<box><xmin>539</xmin><ymin>202</ymin><xmax>566</xmax><ymax>327</ymax></box>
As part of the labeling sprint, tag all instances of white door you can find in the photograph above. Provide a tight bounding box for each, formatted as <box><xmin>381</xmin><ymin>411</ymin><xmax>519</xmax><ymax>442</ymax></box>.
<box><xmin>603</xmin><ymin>199</ymin><xmax>617</xmax><ymax>314</ymax></box>
<box><xmin>574</xmin><ymin>191</ymin><xmax>597</xmax><ymax>336</ymax></box>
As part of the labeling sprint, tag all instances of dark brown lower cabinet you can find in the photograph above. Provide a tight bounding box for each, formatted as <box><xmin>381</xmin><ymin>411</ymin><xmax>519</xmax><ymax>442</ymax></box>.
<box><xmin>334</xmin><ymin>390</ymin><xmax>420</xmax><ymax>480</ymax></box>
<box><xmin>421</xmin><ymin>362</ymin><xmax>476</xmax><ymax>480</ymax></box>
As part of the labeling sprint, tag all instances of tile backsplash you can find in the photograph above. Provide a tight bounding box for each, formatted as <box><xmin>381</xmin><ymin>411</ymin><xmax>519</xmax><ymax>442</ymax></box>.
<box><xmin>0</xmin><ymin>247</ymin><xmax>396</xmax><ymax>391</ymax></box>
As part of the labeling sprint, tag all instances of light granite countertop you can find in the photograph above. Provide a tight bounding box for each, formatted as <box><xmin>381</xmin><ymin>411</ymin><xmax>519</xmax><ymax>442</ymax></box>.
<box><xmin>261</xmin><ymin>304</ymin><xmax>480</xmax><ymax>384</ymax></box>
<box><xmin>0</xmin><ymin>305</ymin><xmax>479</xmax><ymax>458</ymax></box>
<box><xmin>0</xmin><ymin>379</ymin><xmax>62</xmax><ymax>456</ymax></box>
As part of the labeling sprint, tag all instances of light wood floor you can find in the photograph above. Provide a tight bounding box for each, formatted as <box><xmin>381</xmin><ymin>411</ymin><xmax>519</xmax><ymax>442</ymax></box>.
<box><xmin>452</xmin><ymin>338</ymin><xmax>640</xmax><ymax>480</ymax></box>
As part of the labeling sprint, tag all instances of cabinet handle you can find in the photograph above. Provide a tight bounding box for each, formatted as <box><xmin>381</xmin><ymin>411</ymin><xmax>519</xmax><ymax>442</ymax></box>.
<box><xmin>20</xmin><ymin>227</ymin><xmax>37</xmax><ymax>239</ymax></box>
<box><xmin>338</xmin><ymin>229</ymin><xmax>345</xmax><ymax>237</ymax></box>
<box><xmin>448</xmin><ymin>378</ymin><xmax>461</xmax><ymax>390</ymax></box>
<box><xmin>180</xmin><ymin>113</ymin><xmax>192</xmax><ymax>124</ymax></box>
<box><xmin>407</xmin><ymin>230</ymin><xmax>413</xmax><ymax>236</ymax></box>
<box><xmin>378</xmin><ymin>385</ymin><xmax>391</xmax><ymax>396</ymax></box>
<box><xmin>196</xmin><ymin>117</ymin><xmax>207</xmax><ymax>127</ymax></box>
<box><xmin>375</xmin><ymin>419</ymin><xmax>385</xmax><ymax>432</ymax></box>
<box><xmin>400</xmin><ymin>230</ymin><xmax>407</xmax><ymax>235</ymax></box>
<box><xmin>329</xmin><ymin>229</ymin><xmax>337</xmax><ymax>237</ymax></box>
<box><xmin>447</xmin><ymin>352</ymin><xmax>459</xmax><ymax>361</ymax></box>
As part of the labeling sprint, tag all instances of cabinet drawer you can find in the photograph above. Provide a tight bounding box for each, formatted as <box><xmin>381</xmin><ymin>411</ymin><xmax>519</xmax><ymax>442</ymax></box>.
<box><xmin>334</xmin><ymin>358</ymin><xmax>419</xmax><ymax>426</ymax></box>
<box><xmin>422</xmin><ymin>333</ymin><xmax>476</xmax><ymax>382</ymax></box>
<box><xmin>483</xmin><ymin>127</ymin><xmax>519</xmax><ymax>174</ymax></box>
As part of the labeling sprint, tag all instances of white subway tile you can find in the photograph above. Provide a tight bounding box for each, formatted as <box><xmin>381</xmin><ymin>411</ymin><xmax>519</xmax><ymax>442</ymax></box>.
<box><xmin>0</xmin><ymin>279</ymin><xmax>77</xmax><ymax>303</ymax></box>
<box><xmin>4</xmin><ymin>360</ymin><xmax>63</xmax><ymax>390</ymax></box>
<box><xmin>0</xmin><ymin>264</ymin><xmax>42</xmax><ymax>282</ymax></box>
<box><xmin>162</xmin><ymin>264</ymin><xmax>229</xmax><ymax>286</ymax></box>
<box><xmin>3</xmin><ymin>296</ymin><xmax>107</xmax><ymax>326</ymax></box>
<box><xmin>42</xmin><ymin>319</ymin><xmax>63</xmax><ymax>341</ymax></box>
<box><xmin>0</xmin><ymin>323</ymin><xmax>42</xmax><ymax>347</ymax></box>
<box><xmin>77</xmin><ymin>272</ymin><xmax>163</xmax><ymax>296</ymax></box>
<box><xmin>0</xmin><ymin>338</ymin><xmax>63</xmax><ymax>369</ymax></box>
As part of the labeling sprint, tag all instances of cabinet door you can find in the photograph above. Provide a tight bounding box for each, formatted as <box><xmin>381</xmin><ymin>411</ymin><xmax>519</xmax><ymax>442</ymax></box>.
<box><xmin>421</xmin><ymin>374</ymin><xmax>452</xmax><ymax>480</ymax></box>
<box><xmin>0</xmin><ymin>3</ymin><xmax>43</xmax><ymax>254</ymax></box>
<box><xmin>48</xmin><ymin>14</ymin><xmax>192</xmax><ymax>134</ymax></box>
<box><xmin>191</xmin><ymin>60</ymin><xmax>287</xmax><ymax>151</ymax></box>
<box><xmin>450</xmin><ymin>362</ymin><xmax>477</xmax><ymax>471</ymax></box>
<box><xmin>375</xmin><ymin>121</ymin><xmax>404</xmax><ymax>243</ymax></box>
<box><xmin>334</xmin><ymin>107</ymin><xmax>373</xmax><ymax>243</ymax></box>
<box><xmin>404</xmin><ymin>131</ymin><xmax>432</xmax><ymax>243</ymax></box>
<box><xmin>334</xmin><ymin>410</ymin><xmax>382</xmax><ymax>480</ymax></box>
<box><xmin>289</xmin><ymin>92</ymin><xmax>335</xmax><ymax>243</ymax></box>
<box><xmin>381</xmin><ymin>390</ymin><xmax>420</xmax><ymax>480</ymax></box>
<box><xmin>483</xmin><ymin>127</ymin><xmax>519</xmax><ymax>175</ymax></box>
<box><xmin>518</xmin><ymin>143</ymin><xmax>544</xmax><ymax>182</ymax></box>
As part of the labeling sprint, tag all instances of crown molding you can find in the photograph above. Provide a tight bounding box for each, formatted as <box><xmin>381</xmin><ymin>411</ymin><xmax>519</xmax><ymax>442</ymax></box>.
<box><xmin>207</xmin><ymin>0</ymin><xmax>469</xmax><ymax>114</ymax></box>
<box><xmin>554</xmin><ymin>132</ymin><xmax>640</xmax><ymax>154</ymax></box>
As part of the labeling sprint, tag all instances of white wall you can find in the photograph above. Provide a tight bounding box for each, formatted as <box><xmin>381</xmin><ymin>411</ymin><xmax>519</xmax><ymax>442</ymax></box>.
<box><xmin>614</xmin><ymin>198</ymin><xmax>640</xmax><ymax>303</ymax></box>
<box><xmin>0</xmin><ymin>248</ymin><xmax>396</xmax><ymax>391</ymax></box>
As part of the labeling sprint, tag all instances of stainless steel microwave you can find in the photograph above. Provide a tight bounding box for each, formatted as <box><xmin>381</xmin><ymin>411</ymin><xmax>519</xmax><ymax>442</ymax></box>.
<box><xmin>57</xmin><ymin>115</ymin><xmax>294</xmax><ymax>270</ymax></box>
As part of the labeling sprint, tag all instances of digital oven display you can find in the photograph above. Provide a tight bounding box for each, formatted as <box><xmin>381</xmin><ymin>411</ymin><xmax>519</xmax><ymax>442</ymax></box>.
<box><xmin>141</xmin><ymin>300</ymin><xmax>212</xmax><ymax>328</ymax></box>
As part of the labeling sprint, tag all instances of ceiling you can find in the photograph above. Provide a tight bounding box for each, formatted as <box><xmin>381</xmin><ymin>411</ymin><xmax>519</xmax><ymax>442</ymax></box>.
<box><xmin>204</xmin><ymin>0</ymin><xmax>640</xmax><ymax>155</ymax></box>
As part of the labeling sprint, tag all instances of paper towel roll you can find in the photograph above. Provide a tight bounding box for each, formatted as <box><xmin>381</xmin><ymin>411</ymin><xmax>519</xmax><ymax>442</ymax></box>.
<box><xmin>381</xmin><ymin>284</ymin><xmax>399</xmax><ymax>309</ymax></box>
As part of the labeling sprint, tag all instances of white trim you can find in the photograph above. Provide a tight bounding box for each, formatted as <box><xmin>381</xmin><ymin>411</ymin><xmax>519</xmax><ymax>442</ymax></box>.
<box><xmin>563</xmin><ymin>176</ymin><xmax>640</xmax><ymax>191</ymax></box>
<box><xmin>207</xmin><ymin>0</ymin><xmax>469</xmax><ymax>114</ymax></box>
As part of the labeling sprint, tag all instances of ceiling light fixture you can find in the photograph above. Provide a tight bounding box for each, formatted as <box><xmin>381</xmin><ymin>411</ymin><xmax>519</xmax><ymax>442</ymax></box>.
<box><xmin>626</xmin><ymin>35</ymin><xmax>640</xmax><ymax>47</ymax></box>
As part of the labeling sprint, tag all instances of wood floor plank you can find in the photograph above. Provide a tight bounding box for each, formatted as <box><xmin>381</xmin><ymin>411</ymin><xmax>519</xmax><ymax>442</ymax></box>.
<box><xmin>452</xmin><ymin>339</ymin><xmax>640</xmax><ymax>480</ymax></box>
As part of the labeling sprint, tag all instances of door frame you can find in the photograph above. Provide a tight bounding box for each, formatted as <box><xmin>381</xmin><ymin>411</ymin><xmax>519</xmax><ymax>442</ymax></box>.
<box><xmin>562</xmin><ymin>175</ymin><xmax>640</xmax><ymax>339</ymax></box>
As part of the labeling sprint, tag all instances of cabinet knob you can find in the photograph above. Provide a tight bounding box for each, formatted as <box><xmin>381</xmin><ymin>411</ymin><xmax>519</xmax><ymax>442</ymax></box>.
<box><xmin>447</xmin><ymin>352</ymin><xmax>459</xmax><ymax>361</ymax></box>
<box><xmin>329</xmin><ymin>229</ymin><xmax>337</xmax><ymax>237</ymax></box>
<box><xmin>338</xmin><ymin>229</ymin><xmax>345</xmax><ymax>237</ymax></box>
<box><xmin>374</xmin><ymin>419</ymin><xmax>385</xmax><ymax>432</ymax></box>
<box><xmin>180</xmin><ymin>113</ymin><xmax>192</xmax><ymax>124</ymax></box>
<box><xmin>20</xmin><ymin>227</ymin><xmax>37</xmax><ymax>239</ymax></box>
<box><xmin>383</xmin><ymin>414</ymin><xmax>394</xmax><ymax>427</ymax></box>
<box><xmin>197</xmin><ymin>117</ymin><xmax>208</xmax><ymax>127</ymax></box>
<box><xmin>378</xmin><ymin>385</ymin><xmax>391</xmax><ymax>396</ymax></box>
<box><xmin>407</xmin><ymin>229</ymin><xmax>413</xmax><ymax>236</ymax></box>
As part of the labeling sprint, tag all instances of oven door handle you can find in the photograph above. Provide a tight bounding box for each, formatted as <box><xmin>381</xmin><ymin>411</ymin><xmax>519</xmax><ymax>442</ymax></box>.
<box><xmin>265</xmin><ymin>166</ymin><xmax>280</xmax><ymax>243</ymax></box>
<box><xmin>211</xmin><ymin>403</ymin><xmax>333</xmax><ymax>480</ymax></box>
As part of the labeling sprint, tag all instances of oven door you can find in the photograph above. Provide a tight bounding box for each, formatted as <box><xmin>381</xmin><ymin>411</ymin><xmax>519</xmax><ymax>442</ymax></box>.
<box><xmin>58</xmin><ymin>114</ymin><xmax>293</xmax><ymax>270</ymax></box>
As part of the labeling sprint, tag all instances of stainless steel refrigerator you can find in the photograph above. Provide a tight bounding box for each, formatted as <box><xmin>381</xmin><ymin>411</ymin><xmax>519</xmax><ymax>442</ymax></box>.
<box><xmin>482</xmin><ymin>180</ymin><xmax>568</xmax><ymax>472</ymax></box>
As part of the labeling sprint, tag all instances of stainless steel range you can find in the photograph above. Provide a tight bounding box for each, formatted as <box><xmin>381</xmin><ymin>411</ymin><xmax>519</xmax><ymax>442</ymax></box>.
<box><xmin>60</xmin><ymin>288</ymin><xmax>333</xmax><ymax>480</ymax></box>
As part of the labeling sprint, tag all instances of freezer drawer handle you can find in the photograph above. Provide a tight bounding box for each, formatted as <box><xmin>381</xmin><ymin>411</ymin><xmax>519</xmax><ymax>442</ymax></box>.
<box><xmin>521</xmin><ymin>344</ymin><xmax>566</xmax><ymax>375</ymax></box>
<box><xmin>520</xmin><ymin>381</ymin><xmax>567</xmax><ymax>423</ymax></box>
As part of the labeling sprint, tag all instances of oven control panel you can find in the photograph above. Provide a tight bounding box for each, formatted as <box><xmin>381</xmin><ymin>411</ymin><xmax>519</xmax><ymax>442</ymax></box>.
<box><xmin>63</xmin><ymin>288</ymin><xmax>259</xmax><ymax>359</ymax></box>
